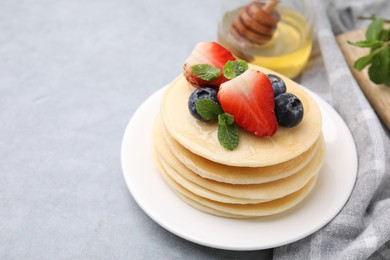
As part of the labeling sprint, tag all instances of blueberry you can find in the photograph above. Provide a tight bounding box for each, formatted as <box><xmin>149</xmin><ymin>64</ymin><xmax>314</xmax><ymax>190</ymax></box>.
<box><xmin>188</xmin><ymin>87</ymin><xmax>219</xmax><ymax>121</ymax></box>
<box><xmin>267</xmin><ymin>74</ymin><xmax>286</xmax><ymax>97</ymax></box>
<box><xmin>274</xmin><ymin>93</ymin><xmax>304</xmax><ymax>127</ymax></box>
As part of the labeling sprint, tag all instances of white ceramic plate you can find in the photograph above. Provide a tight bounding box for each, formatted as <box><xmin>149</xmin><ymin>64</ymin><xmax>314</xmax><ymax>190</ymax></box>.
<box><xmin>121</xmin><ymin>86</ymin><xmax>357</xmax><ymax>251</ymax></box>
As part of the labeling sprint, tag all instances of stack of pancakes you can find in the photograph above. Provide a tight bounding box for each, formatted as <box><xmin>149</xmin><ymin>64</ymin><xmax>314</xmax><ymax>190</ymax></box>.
<box><xmin>153</xmin><ymin>66</ymin><xmax>324</xmax><ymax>218</ymax></box>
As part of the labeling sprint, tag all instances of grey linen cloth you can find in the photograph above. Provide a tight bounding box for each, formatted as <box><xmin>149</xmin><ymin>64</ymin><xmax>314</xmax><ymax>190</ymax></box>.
<box><xmin>274</xmin><ymin>0</ymin><xmax>390</xmax><ymax>259</ymax></box>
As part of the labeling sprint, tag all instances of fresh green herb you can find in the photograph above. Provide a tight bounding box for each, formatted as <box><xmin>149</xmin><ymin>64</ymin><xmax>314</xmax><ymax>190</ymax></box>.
<box><xmin>366</xmin><ymin>18</ymin><xmax>384</xmax><ymax>40</ymax></box>
<box><xmin>195</xmin><ymin>99</ymin><xmax>224</xmax><ymax>121</ymax></box>
<box><xmin>191</xmin><ymin>64</ymin><xmax>221</xmax><ymax>81</ymax></box>
<box><xmin>368</xmin><ymin>45</ymin><xmax>390</xmax><ymax>85</ymax></box>
<box><xmin>352</xmin><ymin>49</ymin><xmax>378</xmax><ymax>71</ymax></box>
<box><xmin>217</xmin><ymin>113</ymin><xmax>239</xmax><ymax>151</ymax></box>
<box><xmin>196</xmin><ymin>100</ymin><xmax>239</xmax><ymax>150</ymax></box>
<box><xmin>347</xmin><ymin>39</ymin><xmax>383</xmax><ymax>49</ymax></box>
<box><xmin>223</xmin><ymin>60</ymin><xmax>249</xmax><ymax>80</ymax></box>
<box><xmin>348</xmin><ymin>17</ymin><xmax>390</xmax><ymax>86</ymax></box>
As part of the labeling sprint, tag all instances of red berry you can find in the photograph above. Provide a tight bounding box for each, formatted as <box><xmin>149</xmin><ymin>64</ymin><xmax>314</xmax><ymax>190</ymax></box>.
<box><xmin>218</xmin><ymin>70</ymin><xmax>278</xmax><ymax>136</ymax></box>
<box><xmin>183</xmin><ymin>42</ymin><xmax>236</xmax><ymax>88</ymax></box>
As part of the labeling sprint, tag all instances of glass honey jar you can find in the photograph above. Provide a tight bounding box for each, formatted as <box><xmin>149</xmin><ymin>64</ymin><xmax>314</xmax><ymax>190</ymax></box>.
<box><xmin>218</xmin><ymin>0</ymin><xmax>314</xmax><ymax>78</ymax></box>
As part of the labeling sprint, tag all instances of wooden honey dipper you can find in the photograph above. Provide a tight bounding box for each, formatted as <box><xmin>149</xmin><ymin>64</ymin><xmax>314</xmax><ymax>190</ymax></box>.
<box><xmin>230</xmin><ymin>0</ymin><xmax>280</xmax><ymax>48</ymax></box>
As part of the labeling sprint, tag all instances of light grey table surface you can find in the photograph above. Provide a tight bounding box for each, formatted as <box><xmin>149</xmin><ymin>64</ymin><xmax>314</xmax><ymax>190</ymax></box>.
<box><xmin>0</xmin><ymin>0</ymin><xmax>272</xmax><ymax>259</ymax></box>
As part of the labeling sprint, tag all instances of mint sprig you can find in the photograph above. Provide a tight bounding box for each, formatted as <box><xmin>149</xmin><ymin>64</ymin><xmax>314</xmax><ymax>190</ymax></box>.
<box><xmin>195</xmin><ymin>100</ymin><xmax>239</xmax><ymax>150</ymax></box>
<box><xmin>217</xmin><ymin>113</ymin><xmax>239</xmax><ymax>151</ymax></box>
<box><xmin>195</xmin><ymin>99</ymin><xmax>223</xmax><ymax>120</ymax></box>
<box><xmin>191</xmin><ymin>64</ymin><xmax>221</xmax><ymax>81</ymax></box>
<box><xmin>348</xmin><ymin>17</ymin><xmax>390</xmax><ymax>86</ymax></box>
<box><xmin>223</xmin><ymin>60</ymin><xmax>248</xmax><ymax>80</ymax></box>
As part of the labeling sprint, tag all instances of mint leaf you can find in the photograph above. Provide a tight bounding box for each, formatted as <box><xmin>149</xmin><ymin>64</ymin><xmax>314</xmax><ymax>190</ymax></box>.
<box><xmin>348</xmin><ymin>17</ymin><xmax>390</xmax><ymax>87</ymax></box>
<box><xmin>223</xmin><ymin>60</ymin><xmax>249</xmax><ymax>80</ymax></box>
<box><xmin>347</xmin><ymin>40</ymin><xmax>383</xmax><ymax>49</ymax></box>
<box><xmin>218</xmin><ymin>124</ymin><xmax>239</xmax><ymax>151</ymax></box>
<box><xmin>191</xmin><ymin>64</ymin><xmax>221</xmax><ymax>81</ymax></box>
<box><xmin>218</xmin><ymin>113</ymin><xmax>234</xmax><ymax>126</ymax></box>
<box><xmin>217</xmin><ymin>113</ymin><xmax>239</xmax><ymax>150</ymax></box>
<box><xmin>380</xmin><ymin>28</ymin><xmax>390</xmax><ymax>41</ymax></box>
<box><xmin>195</xmin><ymin>99</ymin><xmax>224</xmax><ymax>120</ymax></box>
<box><xmin>354</xmin><ymin>52</ymin><xmax>377</xmax><ymax>71</ymax></box>
<box><xmin>368</xmin><ymin>45</ymin><xmax>389</xmax><ymax>84</ymax></box>
<box><xmin>365</xmin><ymin>17</ymin><xmax>384</xmax><ymax>40</ymax></box>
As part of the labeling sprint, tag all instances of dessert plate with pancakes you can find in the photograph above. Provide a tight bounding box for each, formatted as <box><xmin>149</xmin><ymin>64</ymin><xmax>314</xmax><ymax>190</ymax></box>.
<box><xmin>121</xmin><ymin>83</ymin><xmax>357</xmax><ymax>250</ymax></box>
<box><xmin>122</xmin><ymin>43</ymin><xmax>356</xmax><ymax>249</ymax></box>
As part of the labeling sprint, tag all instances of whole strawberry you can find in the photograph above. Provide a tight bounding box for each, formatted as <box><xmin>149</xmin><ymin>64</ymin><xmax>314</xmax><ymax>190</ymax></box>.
<box><xmin>183</xmin><ymin>42</ymin><xmax>236</xmax><ymax>88</ymax></box>
<box><xmin>218</xmin><ymin>69</ymin><xmax>278</xmax><ymax>136</ymax></box>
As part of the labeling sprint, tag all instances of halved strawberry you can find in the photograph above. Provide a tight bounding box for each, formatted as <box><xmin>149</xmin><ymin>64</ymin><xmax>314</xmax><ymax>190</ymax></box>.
<box><xmin>218</xmin><ymin>69</ymin><xmax>278</xmax><ymax>136</ymax></box>
<box><xmin>183</xmin><ymin>42</ymin><xmax>236</xmax><ymax>88</ymax></box>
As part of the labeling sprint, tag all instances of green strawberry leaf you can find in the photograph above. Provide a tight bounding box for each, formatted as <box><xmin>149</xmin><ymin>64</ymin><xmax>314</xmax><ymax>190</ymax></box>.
<box><xmin>191</xmin><ymin>64</ymin><xmax>221</xmax><ymax>81</ymax></box>
<box><xmin>365</xmin><ymin>17</ymin><xmax>384</xmax><ymax>40</ymax></box>
<box><xmin>223</xmin><ymin>60</ymin><xmax>249</xmax><ymax>80</ymax></box>
<box><xmin>217</xmin><ymin>113</ymin><xmax>239</xmax><ymax>150</ymax></box>
<box><xmin>195</xmin><ymin>99</ymin><xmax>224</xmax><ymax>121</ymax></box>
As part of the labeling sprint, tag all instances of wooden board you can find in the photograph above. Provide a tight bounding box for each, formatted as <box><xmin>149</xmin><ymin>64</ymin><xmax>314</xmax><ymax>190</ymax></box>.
<box><xmin>336</xmin><ymin>29</ymin><xmax>390</xmax><ymax>130</ymax></box>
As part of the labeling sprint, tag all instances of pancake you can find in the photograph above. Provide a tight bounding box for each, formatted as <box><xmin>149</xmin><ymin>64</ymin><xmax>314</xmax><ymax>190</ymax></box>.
<box><xmin>157</xmin><ymin>151</ymin><xmax>269</xmax><ymax>204</ymax></box>
<box><xmin>152</xmin><ymin>152</ymin><xmax>249</xmax><ymax>218</ymax></box>
<box><xmin>154</xmin><ymin>120</ymin><xmax>325</xmax><ymax>200</ymax></box>
<box><xmin>179</xmin><ymin>175</ymin><xmax>318</xmax><ymax>217</ymax></box>
<box><xmin>159</xmin><ymin>116</ymin><xmax>320</xmax><ymax>184</ymax></box>
<box><xmin>155</xmin><ymin>153</ymin><xmax>319</xmax><ymax>217</ymax></box>
<box><xmin>160</xmin><ymin>64</ymin><xmax>322</xmax><ymax>167</ymax></box>
<box><xmin>178</xmin><ymin>193</ymin><xmax>251</xmax><ymax>218</ymax></box>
